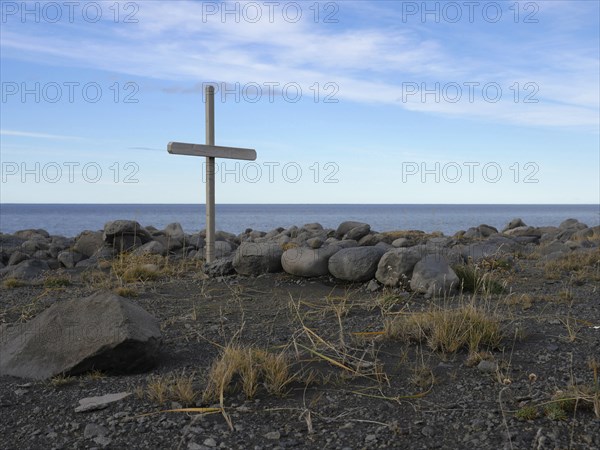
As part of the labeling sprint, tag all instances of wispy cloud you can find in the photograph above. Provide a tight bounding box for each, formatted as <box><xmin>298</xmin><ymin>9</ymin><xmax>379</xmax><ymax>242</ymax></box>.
<box><xmin>0</xmin><ymin>130</ymin><xmax>84</xmax><ymax>140</ymax></box>
<box><xmin>1</xmin><ymin>1</ymin><xmax>597</xmax><ymax>129</ymax></box>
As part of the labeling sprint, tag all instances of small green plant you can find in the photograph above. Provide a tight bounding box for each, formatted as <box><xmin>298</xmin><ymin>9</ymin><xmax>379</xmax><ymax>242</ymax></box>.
<box><xmin>544</xmin><ymin>403</ymin><xmax>567</xmax><ymax>420</ymax></box>
<box><xmin>515</xmin><ymin>405</ymin><xmax>538</xmax><ymax>420</ymax></box>
<box><xmin>43</xmin><ymin>275</ymin><xmax>71</xmax><ymax>288</ymax></box>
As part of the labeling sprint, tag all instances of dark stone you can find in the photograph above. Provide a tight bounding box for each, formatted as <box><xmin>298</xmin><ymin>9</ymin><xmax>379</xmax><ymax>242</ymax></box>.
<box><xmin>0</xmin><ymin>291</ymin><xmax>162</xmax><ymax>380</ymax></box>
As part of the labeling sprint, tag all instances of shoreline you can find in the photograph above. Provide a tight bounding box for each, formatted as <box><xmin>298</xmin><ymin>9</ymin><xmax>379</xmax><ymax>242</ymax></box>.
<box><xmin>1</xmin><ymin>217</ymin><xmax>598</xmax><ymax>284</ymax></box>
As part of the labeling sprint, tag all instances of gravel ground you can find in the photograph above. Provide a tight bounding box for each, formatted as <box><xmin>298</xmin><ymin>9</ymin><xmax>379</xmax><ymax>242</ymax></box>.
<box><xmin>1</xmin><ymin>254</ymin><xmax>599</xmax><ymax>450</ymax></box>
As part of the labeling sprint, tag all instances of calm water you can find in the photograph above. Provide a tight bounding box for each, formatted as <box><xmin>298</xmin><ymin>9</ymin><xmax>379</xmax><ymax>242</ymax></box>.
<box><xmin>0</xmin><ymin>204</ymin><xmax>598</xmax><ymax>237</ymax></box>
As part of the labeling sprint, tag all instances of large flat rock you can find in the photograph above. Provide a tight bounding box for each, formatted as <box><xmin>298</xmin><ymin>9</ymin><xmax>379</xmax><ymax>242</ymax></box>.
<box><xmin>0</xmin><ymin>291</ymin><xmax>162</xmax><ymax>380</ymax></box>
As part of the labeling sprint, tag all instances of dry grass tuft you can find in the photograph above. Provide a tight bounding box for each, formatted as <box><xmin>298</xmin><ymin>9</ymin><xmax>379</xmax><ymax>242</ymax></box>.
<box><xmin>49</xmin><ymin>374</ymin><xmax>75</xmax><ymax>387</ymax></box>
<box><xmin>385</xmin><ymin>302</ymin><xmax>503</xmax><ymax>354</ymax></box>
<box><xmin>3</xmin><ymin>278</ymin><xmax>27</xmax><ymax>288</ymax></box>
<box><xmin>543</xmin><ymin>248</ymin><xmax>600</xmax><ymax>281</ymax></box>
<box><xmin>171</xmin><ymin>372</ymin><xmax>198</xmax><ymax>406</ymax></box>
<box><xmin>114</xmin><ymin>286</ymin><xmax>139</xmax><ymax>298</ymax></box>
<box><xmin>146</xmin><ymin>375</ymin><xmax>171</xmax><ymax>405</ymax></box>
<box><xmin>453</xmin><ymin>264</ymin><xmax>505</xmax><ymax>295</ymax></box>
<box><xmin>81</xmin><ymin>269</ymin><xmax>112</xmax><ymax>289</ymax></box>
<box><xmin>43</xmin><ymin>275</ymin><xmax>71</xmax><ymax>288</ymax></box>
<box><xmin>112</xmin><ymin>253</ymin><xmax>164</xmax><ymax>282</ymax></box>
<box><xmin>143</xmin><ymin>372</ymin><xmax>201</xmax><ymax>406</ymax></box>
<box><xmin>203</xmin><ymin>345</ymin><xmax>293</xmax><ymax>403</ymax></box>
<box><xmin>86</xmin><ymin>370</ymin><xmax>106</xmax><ymax>380</ymax></box>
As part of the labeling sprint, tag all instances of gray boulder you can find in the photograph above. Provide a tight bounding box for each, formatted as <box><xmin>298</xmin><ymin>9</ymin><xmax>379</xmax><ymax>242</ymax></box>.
<box><xmin>57</xmin><ymin>250</ymin><xmax>85</xmax><ymax>268</ymax></box>
<box><xmin>336</xmin><ymin>239</ymin><xmax>359</xmax><ymax>249</ymax></box>
<box><xmin>0</xmin><ymin>291</ymin><xmax>162</xmax><ymax>380</ymax></box>
<box><xmin>328</xmin><ymin>246</ymin><xmax>386</xmax><ymax>282</ymax></box>
<box><xmin>537</xmin><ymin>240</ymin><xmax>571</xmax><ymax>256</ymax></box>
<box><xmin>203</xmin><ymin>255</ymin><xmax>235</xmax><ymax>277</ymax></box>
<box><xmin>188</xmin><ymin>233</ymin><xmax>205</xmax><ymax>250</ymax></box>
<box><xmin>502</xmin><ymin>218</ymin><xmax>526</xmax><ymax>232</ymax></box>
<box><xmin>111</xmin><ymin>235</ymin><xmax>144</xmax><ymax>253</ymax></box>
<box><xmin>0</xmin><ymin>234</ymin><xmax>26</xmax><ymax>255</ymax></box>
<box><xmin>358</xmin><ymin>233</ymin><xmax>381</xmax><ymax>247</ymax></box>
<box><xmin>464</xmin><ymin>224</ymin><xmax>498</xmax><ymax>239</ymax></box>
<box><xmin>503</xmin><ymin>226</ymin><xmax>541</xmax><ymax>239</ymax></box>
<box><xmin>164</xmin><ymin>222</ymin><xmax>185</xmax><ymax>241</ymax></box>
<box><xmin>74</xmin><ymin>231</ymin><xmax>104</xmax><ymax>258</ymax></box>
<box><xmin>335</xmin><ymin>221</ymin><xmax>369</xmax><ymax>239</ymax></box>
<box><xmin>375</xmin><ymin>247</ymin><xmax>425</xmax><ymax>287</ymax></box>
<box><xmin>8</xmin><ymin>251</ymin><xmax>29</xmax><ymax>266</ymax></box>
<box><xmin>301</xmin><ymin>223</ymin><xmax>324</xmax><ymax>232</ymax></box>
<box><xmin>571</xmin><ymin>227</ymin><xmax>595</xmax><ymax>241</ymax></box>
<box><xmin>204</xmin><ymin>240</ymin><xmax>235</xmax><ymax>259</ymax></box>
<box><xmin>1</xmin><ymin>259</ymin><xmax>49</xmax><ymax>280</ymax></box>
<box><xmin>281</xmin><ymin>245</ymin><xmax>341</xmax><ymax>278</ymax></box>
<box><xmin>345</xmin><ymin>224</ymin><xmax>371</xmax><ymax>241</ymax></box>
<box><xmin>559</xmin><ymin>218</ymin><xmax>587</xmax><ymax>230</ymax></box>
<box><xmin>132</xmin><ymin>241</ymin><xmax>166</xmax><ymax>256</ymax></box>
<box><xmin>21</xmin><ymin>239</ymin><xmax>49</xmax><ymax>255</ymax></box>
<box><xmin>233</xmin><ymin>242</ymin><xmax>283</xmax><ymax>276</ymax></box>
<box><xmin>391</xmin><ymin>238</ymin><xmax>411</xmax><ymax>248</ymax></box>
<box><xmin>103</xmin><ymin>220</ymin><xmax>152</xmax><ymax>251</ymax></box>
<box><xmin>14</xmin><ymin>229</ymin><xmax>49</xmax><ymax>240</ymax></box>
<box><xmin>194</xmin><ymin>241</ymin><xmax>235</xmax><ymax>259</ymax></box>
<box><xmin>410</xmin><ymin>255</ymin><xmax>459</xmax><ymax>298</ymax></box>
<box><xmin>461</xmin><ymin>236</ymin><xmax>519</xmax><ymax>262</ymax></box>
<box><xmin>306</xmin><ymin>237</ymin><xmax>324</xmax><ymax>249</ymax></box>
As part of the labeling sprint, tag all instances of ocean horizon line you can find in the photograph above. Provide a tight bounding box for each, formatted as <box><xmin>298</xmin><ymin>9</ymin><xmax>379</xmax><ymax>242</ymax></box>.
<box><xmin>1</xmin><ymin>203</ymin><xmax>598</xmax><ymax>206</ymax></box>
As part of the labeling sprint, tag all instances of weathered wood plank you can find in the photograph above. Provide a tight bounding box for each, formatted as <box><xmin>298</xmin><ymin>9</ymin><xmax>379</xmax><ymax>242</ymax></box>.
<box><xmin>168</xmin><ymin>142</ymin><xmax>256</xmax><ymax>161</ymax></box>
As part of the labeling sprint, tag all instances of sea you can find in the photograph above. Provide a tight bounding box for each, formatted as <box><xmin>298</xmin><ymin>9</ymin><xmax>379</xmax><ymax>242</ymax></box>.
<box><xmin>0</xmin><ymin>204</ymin><xmax>599</xmax><ymax>238</ymax></box>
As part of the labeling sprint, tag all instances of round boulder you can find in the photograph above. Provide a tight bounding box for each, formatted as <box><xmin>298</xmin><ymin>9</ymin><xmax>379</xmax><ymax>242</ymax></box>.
<box><xmin>281</xmin><ymin>245</ymin><xmax>341</xmax><ymax>278</ymax></box>
<box><xmin>410</xmin><ymin>254</ymin><xmax>459</xmax><ymax>298</ymax></box>
<box><xmin>375</xmin><ymin>247</ymin><xmax>425</xmax><ymax>287</ymax></box>
<box><xmin>233</xmin><ymin>242</ymin><xmax>283</xmax><ymax>276</ymax></box>
<box><xmin>328</xmin><ymin>246</ymin><xmax>386</xmax><ymax>282</ymax></box>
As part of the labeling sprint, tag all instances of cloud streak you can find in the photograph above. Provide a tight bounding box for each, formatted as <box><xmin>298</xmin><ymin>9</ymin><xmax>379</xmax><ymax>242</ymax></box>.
<box><xmin>1</xmin><ymin>1</ymin><xmax>597</xmax><ymax>129</ymax></box>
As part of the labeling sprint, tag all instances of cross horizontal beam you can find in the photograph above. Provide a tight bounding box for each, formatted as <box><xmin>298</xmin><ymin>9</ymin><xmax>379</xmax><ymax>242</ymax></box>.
<box><xmin>168</xmin><ymin>142</ymin><xmax>256</xmax><ymax>161</ymax></box>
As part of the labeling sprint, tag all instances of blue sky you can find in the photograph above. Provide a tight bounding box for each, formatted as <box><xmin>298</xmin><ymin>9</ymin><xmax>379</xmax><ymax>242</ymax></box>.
<box><xmin>1</xmin><ymin>0</ymin><xmax>598</xmax><ymax>204</ymax></box>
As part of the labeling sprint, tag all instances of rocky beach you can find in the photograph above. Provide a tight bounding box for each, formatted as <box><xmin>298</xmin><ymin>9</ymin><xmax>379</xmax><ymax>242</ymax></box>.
<box><xmin>1</xmin><ymin>217</ymin><xmax>599</xmax><ymax>449</ymax></box>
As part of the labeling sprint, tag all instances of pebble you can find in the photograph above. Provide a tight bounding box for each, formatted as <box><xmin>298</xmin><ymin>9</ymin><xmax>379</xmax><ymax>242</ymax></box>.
<box><xmin>203</xmin><ymin>437</ymin><xmax>217</xmax><ymax>447</ymax></box>
<box><xmin>84</xmin><ymin>423</ymin><xmax>109</xmax><ymax>439</ymax></box>
<box><xmin>93</xmin><ymin>436</ymin><xmax>112</xmax><ymax>447</ymax></box>
<box><xmin>477</xmin><ymin>360</ymin><xmax>498</xmax><ymax>373</ymax></box>
<box><xmin>265</xmin><ymin>431</ymin><xmax>281</xmax><ymax>440</ymax></box>
<box><xmin>421</xmin><ymin>426</ymin><xmax>435</xmax><ymax>437</ymax></box>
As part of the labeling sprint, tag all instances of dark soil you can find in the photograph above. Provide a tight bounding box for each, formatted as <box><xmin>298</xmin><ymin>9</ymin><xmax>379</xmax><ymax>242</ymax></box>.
<box><xmin>1</xmin><ymin>256</ymin><xmax>599</xmax><ymax>450</ymax></box>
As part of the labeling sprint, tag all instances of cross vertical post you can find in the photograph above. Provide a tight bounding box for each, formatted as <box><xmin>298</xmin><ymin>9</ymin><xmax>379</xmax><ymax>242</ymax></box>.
<box><xmin>167</xmin><ymin>83</ymin><xmax>256</xmax><ymax>265</ymax></box>
<box><xmin>205</xmin><ymin>86</ymin><xmax>216</xmax><ymax>263</ymax></box>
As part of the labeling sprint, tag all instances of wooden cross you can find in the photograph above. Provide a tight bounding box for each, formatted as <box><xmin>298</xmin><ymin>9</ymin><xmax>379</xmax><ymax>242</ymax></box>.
<box><xmin>168</xmin><ymin>85</ymin><xmax>257</xmax><ymax>263</ymax></box>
